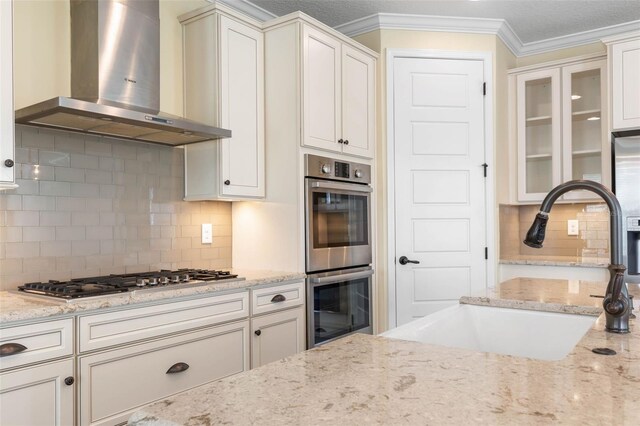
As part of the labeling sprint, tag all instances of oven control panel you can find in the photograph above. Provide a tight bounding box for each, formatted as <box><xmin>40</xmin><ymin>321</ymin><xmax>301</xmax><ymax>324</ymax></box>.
<box><xmin>304</xmin><ymin>154</ymin><xmax>371</xmax><ymax>184</ymax></box>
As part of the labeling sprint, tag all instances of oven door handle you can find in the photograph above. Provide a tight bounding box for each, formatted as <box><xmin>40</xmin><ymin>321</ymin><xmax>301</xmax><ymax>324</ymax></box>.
<box><xmin>310</xmin><ymin>181</ymin><xmax>373</xmax><ymax>193</ymax></box>
<box><xmin>309</xmin><ymin>269</ymin><xmax>374</xmax><ymax>284</ymax></box>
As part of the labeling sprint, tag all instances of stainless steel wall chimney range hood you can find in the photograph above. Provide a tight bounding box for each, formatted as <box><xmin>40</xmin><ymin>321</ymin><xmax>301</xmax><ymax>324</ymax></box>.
<box><xmin>15</xmin><ymin>0</ymin><xmax>230</xmax><ymax>146</ymax></box>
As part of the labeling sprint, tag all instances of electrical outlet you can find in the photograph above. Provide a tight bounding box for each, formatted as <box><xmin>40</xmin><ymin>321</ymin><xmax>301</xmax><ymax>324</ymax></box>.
<box><xmin>201</xmin><ymin>223</ymin><xmax>213</xmax><ymax>244</ymax></box>
<box><xmin>567</xmin><ymin>220</ymin><xmax>579</xmax><ymax>236</ymax></box>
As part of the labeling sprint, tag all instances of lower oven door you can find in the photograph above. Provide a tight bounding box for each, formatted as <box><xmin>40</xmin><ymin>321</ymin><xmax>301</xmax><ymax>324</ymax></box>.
<box><xmin>306</xmin><ymin>267</ymin><xmax>374</xmax><ymax>348</ymax></box>
<box><xmin>305</xmin><ymin>178</ymin><xmax>372</xmax><ymax>272</ymax></box>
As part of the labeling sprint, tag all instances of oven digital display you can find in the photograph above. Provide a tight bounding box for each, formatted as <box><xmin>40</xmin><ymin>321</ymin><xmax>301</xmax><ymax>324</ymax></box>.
<box><xmin>334</xmin><ymin>161</ymin><xmax>350</xmax><ymax>179</ymax></box>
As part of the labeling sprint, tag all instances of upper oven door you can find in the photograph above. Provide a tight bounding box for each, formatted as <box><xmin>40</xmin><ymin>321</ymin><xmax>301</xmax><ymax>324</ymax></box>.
<box><xmin>305</xmin><ymin>179</ymin><xmax>372</xmax><ymax>272</ymax></box>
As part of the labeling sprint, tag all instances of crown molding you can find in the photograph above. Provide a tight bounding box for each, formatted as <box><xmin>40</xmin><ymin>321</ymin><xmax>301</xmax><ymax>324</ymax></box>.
<box><xmin>334</xmin><ymin>12</ymin><xmax>640</xmax><ymax>58</ymax></box>
<box><xmin>212</xmin><ymin>0</ymin><xmax>277</xmax><ymax>22</ymax></box>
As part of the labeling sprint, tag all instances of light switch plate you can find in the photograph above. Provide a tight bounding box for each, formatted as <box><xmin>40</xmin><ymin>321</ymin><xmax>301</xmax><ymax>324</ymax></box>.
<box><xmin>201</xmin><ymin>223</ymin><xmax>213</xmax><ymax>244</ymax></box>
<box><xmin>567</xmin><ymin>220</ymin><xmax>579</xmax><ymax>236</ymax></box>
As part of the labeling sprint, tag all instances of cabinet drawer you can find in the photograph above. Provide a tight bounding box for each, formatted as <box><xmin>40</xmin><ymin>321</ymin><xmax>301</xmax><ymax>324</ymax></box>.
<box><xmin>251</xmin><ymin>281</ymin><xmax>305</xmax><ymax>316</ymax></box>
<box><xmin>0</xmin><ymin>318</ymin><xmax>74</xmax><ymax>371</ymax></box>
<box><xmin>79</xmin><ymin>320</ymin><xmax>250</xmax><ymax>426</ymax></box>
<box><xmin>79</xmin><ymin>291</ymin><xmax>249</xmax><ymax>353</ymax></box>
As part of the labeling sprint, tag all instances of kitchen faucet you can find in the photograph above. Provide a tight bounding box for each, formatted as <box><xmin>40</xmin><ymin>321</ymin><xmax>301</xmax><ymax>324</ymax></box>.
<box><xmin>523</xmin><ymin>180</ymin><xmax>630</xmax><ymax>333</ymax></box>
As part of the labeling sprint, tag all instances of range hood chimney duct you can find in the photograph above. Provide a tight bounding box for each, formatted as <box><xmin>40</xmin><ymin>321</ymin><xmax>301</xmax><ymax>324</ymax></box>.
<box><xmin>15</xmin><ymin>0</ymin><xmax>230</xmax><ymax>146</ymax></box>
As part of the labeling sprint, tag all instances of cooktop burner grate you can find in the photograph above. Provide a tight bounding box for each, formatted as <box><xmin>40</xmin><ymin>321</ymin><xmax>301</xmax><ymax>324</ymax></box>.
<box><xmin>18</xmin><ymin>269</ymin><xmax>241</xmax><ymax>299</ymax></box>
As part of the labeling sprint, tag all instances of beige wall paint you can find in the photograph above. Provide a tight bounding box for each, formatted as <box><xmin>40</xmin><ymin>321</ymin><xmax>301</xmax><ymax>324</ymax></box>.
<box><xmin>353</xmin><ymin>29</ymin><xmax>514</xmax><ymax>331</ymax></box>
<box><xmin>13</xmin><ymin>0</ymin><xmax>208</xmax><ymax>114</ymax></box>
<box><xmin>516</xmin><ymin>42</ymin><xmax>605</xmax><ymax>67</ymax></box>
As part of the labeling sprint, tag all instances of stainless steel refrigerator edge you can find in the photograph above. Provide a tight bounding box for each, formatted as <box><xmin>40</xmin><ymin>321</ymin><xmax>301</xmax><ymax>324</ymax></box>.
<box><xmin>612</xmin><ymin>130</ymin><xmax>640</xmax><ymax>284</ymax></box>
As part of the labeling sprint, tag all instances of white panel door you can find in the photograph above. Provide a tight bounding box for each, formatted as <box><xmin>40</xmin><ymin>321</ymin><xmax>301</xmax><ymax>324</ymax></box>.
<box><xmin>219</xmin><ymin>15</ymin><xmax>265</xmax><ymax>198</ymax></box>
<box><xmin>393</xmin><ymin>57</ymin><xmax>487</xmax><ymax>325</ymax></box>
<box><xmin>341</xmin><ymin>44</ymin><xmax>375</xmax><ymax>158</ymax></box>
<box><xmin>611</xmin><ymin>38</ymin><xmax>640</xmax><ymax>130</ymax></box>
<box><xmin>251</xmin><ymin>306</ymin><xmax>305</xmax><ymax>369</ymax></box>
<box><xmin>302</xmin><ymin>24</ymin><xmax>342</xmax><ymax>152</ymax></box>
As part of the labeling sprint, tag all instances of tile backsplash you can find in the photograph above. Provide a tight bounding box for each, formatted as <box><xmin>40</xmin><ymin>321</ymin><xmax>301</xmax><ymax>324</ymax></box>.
<box><xmin>0</xmin><ymin>125</ymin><xmax>231</xmax><ymax>291</ymax></box>
<box><xmin>500</xmin><ymin>203</ymin><xmax>610</xmax><ymax>261</ymax></box>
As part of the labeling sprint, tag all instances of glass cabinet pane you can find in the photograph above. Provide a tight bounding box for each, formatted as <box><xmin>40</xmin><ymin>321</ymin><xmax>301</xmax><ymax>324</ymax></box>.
<box><xmin>524</xmin><ymin>77</ymin><xmax>554</xmax><ymax>194</ymax></box>
<box><xmin>569</xmin><ymin>68</ymin><xmax>602</xmax><ymax>183</ymax></box>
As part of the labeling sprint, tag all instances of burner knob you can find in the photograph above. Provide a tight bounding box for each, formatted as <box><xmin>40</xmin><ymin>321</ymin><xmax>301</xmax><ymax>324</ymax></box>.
<box><xmin>136</xmin><ymin>278</ymin><xmax>146</xmax><ymax>287</ymax></box>
<box><xmin>321</xmin><ymin>164</ymin><xmax>331</xmax><ymax>174</ymax></box>
<box><xmin>171</xmin><ymin>275</ymin><xmax>180</xmax><ymax>283</ymax></box>
<box><xmin>181</xmin><ymin>274</ymin><xmax>190</xmax><ymax>282</ymax></box>
<box><xmin>148</xmin><ymin>277</ymin><xmax>158</xmax><ymax>286</ymax></box>
<box><xmin>354</xmin><ymin>169</ymin><xmax>363</xmax><ymax>178</ymax></box>
<box><xmin>159</xmin><ymin>276</ymin><xmax>169</xmax><ymax>285</ymax></box>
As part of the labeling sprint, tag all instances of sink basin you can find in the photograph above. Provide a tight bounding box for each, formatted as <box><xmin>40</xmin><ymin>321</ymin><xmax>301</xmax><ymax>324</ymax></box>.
<box><xmin>381</xmin><ymin>304</ymin><xmax>597</xmax><ymax>361</ymax></box>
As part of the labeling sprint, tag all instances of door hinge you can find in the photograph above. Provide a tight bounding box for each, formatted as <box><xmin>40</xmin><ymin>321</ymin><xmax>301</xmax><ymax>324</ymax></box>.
<box><xmin>483</xmin><ymin>82</ymin><xmax>487</xmax><ymax>95</ymax></box>
<box><xmin>482</xmin><ymin>163</ymin><xmax>488</xmax><ymax>177</ymax></box>
<box><xmin>485</xmin><ymin>247</ymin><xmax>488</xmax><ymax>260</ymax></box>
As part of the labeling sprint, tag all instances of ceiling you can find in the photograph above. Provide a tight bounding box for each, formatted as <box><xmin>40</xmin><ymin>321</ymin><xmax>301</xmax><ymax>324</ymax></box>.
<box><xmin>248</xmin><ymin>0</ymin><xmax>640</xmax><ymax>44</ymax></box>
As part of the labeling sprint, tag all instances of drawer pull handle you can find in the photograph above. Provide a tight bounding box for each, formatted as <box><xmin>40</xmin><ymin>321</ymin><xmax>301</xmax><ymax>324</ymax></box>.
<box><xmin>255</xmin><ymin>330</ymin><xmax>261</xmax><ymax>336</ymax></box>
<box><xmin>166</xmin><ymin>362</ymin><xmax>190</xmax><ymax>374</ymax></box>
<box><xmin>0</xmin><ymin>343</ymin><xmax>27</xmax><ymax>357</ymax></box>
<box><xmin>64</xmin><ymin>376</ymin><xmax>74</xmax><ymax>386</ymax></box>
<box><xmin>271</xmin><ymin>294</ymin><xmax>286</xmax><ymax>303</ymax></box>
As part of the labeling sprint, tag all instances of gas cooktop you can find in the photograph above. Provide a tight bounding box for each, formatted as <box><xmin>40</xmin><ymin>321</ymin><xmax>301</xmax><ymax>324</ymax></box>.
<box><xmin>18</xmin><ymin>269</ymin><xmax>243</xmax><ymax>300</ymax></box>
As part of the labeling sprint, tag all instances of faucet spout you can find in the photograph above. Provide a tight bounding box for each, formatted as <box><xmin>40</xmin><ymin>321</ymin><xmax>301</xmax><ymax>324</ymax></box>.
<box><xmin>523</xmin><ymin>180</ymin><xmax>630</xmax><ymax>333</ymax></box>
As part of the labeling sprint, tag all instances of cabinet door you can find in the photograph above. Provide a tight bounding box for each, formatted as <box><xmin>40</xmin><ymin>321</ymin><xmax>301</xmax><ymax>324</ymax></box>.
<box><xmin>562</xmin><ymin>60</ymin><xmax>609</xmax><ymax>200</ymax></box>
<box><xmin>0</xmin><ymin>0</ymin><xmax>15</xmax><ymax>186</ymax></box>
<box><xmin>516</xmin><ymin>68</ymin><xmax>562</xmax><ymax>202</ymax></box>
<box><xmin>79</xmin><ymin>321</ymin><xmax>250</xmax><ymax>426</ymax></box>
<box><xmin>302</xmin><ymin>25</ymin><xmax>342</xmax><ymax>152</ymax></box>
<box><xmin>219</xmin><ymin>15</ymin><xmax>265</xmax><ymax>198</ymax></box>
<box><xmin>341</xmin><ymin>45</ymin><xmax>375</xmax><ymax>159</ymax></box>
<box><xmin>611</xmin><ymin>38</ymin><xmax>640</xmax><ymax>131</ymax></box>
<box><xmin>251</xmin><ymin>306</ymin><xmax>305</xmax><ymax>369</ymax></box>
<box><xmin>0</xmin><ymin>359</ymin><xmax>74</xmax><ymax>426</ymax></box>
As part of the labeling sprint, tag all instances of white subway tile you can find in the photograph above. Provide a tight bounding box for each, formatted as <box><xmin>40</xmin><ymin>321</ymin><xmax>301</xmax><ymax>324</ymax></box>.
<box><xmin>40</xmin><ymin>211</ymin><xmax>71</xmax><ymax>226</ymax></box>
<box><xmin>0</xmin><ymin>227</ymin><xmax>23</xmax><ymax>243</ymax></box>
<box><xmin>39</xmin><ymin>151</ymin><xmax>71</xmax><ymax>167</ymax></box>
<box><xmin>72</xmin><ymin>241</ymin><xmax>100</xmax><ymax>256</ymax></box>
<box><xmin>40</xmin><ymin>181</ymin><xmax>71</xmax><ymax>196</ymax></box>
<box><xmin>71</xmin><ymin>212</ymin><xmax>100</xmax><ymax>226</ymax></box>
<box><xmin>21</xmin><ymin>128</ymin><xmax>55</xmax><ymax>149</ymax></box>
<box><xmin>23</xmin><ymin>227</ymin><xmax>56</xmax><ymax>242</ymax></box>
<box><xmin>54</xmin><ymin>134</ymin><xmax>85</xmax><ymax>153</ymax></box>
<box><xmin>70</xmin><ymin>153</ymin><xmax>100</xmax><ymax>169</ymax></box>
<box><xmin>85</xmin><ymin>170</ymin><xmax>112</xmax><ymax>184</ymax></box>
<box><xmin>0</xmin><ymin>194</ymin><xmax>22</xmax><ymax>210</ymax></box>
<box><xmin>86</xmin><ymin>226</ymin><xmax>113</xmax><ymax>240</ymax></box>
<box><xmin>56</xmin><ymin>226</ymin><xmax>86</xmax><ymax>241</ymax></box>
<box><xmin>55</xmin><ymin>167</ymin><xmax>85</xmax><ymax>183</ymax></box>
<box><xmin>23</xmin><ymin>195</ymin><xmax>56</xmax><ymax>211</ymax></box>
<box><xmin>85</xmin><ymin>139</ymin><xmax>112</xmax><ymax>157</ymax></box>
<box><xmin>56</xmin><ymin>197</ymin><xmax>86</xmax><ymax>212</ymax></box>
<box><xmin>6</xmin><ymin>242</ymin><xmax>40</xmax><ymax>259</ymax></box>
<box><xmin>6</xmin><ymin>211</ymin><xmax>39</xmax><ymax>226</ymax></box>
<box><xmin>15</xmin><ymin>147</ymin><xmax>38</xmax><ymax>164</ymax></box>
<box><xmin>70</xmin><ymin>182</ymin><xmax>100</xmax><ymax>198</ymax></box>
<box><xmin>14</xmin><ymin>179</ymin><xmax>39</xmax><ymax>195</ymax></box>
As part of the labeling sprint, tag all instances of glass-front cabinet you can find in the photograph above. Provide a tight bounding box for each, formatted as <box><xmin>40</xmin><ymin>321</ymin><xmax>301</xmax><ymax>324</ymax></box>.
<box><xmin>513</xmin><ymin>56</ymin><xmax>609</xmax><ymax>203</ymax></box>
<box><xmin>561</xmin><ymin>60</ymin><xmax>608</xmax><ymax>200</ymax></box>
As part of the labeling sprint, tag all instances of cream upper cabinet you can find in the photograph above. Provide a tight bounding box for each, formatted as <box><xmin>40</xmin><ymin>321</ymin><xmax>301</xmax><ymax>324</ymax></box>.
<box><xmin>182</xmin><ymin>9</ymin><xmax>265</xmax><ymax>200</ymax></box>
<box><xmin>511</xmin><ymin>55</ymin><xmax>609</xmax><ymax>203</ymax></box>
<box><xmin>0</xmin><ymin>0</ymin><xmax>16</xmax><ymax>189</ymax></box>
<box><xmin>302</xmin><ymin>24</ymin><xmax>375</xmax><ymax>158</ymax></box>
<box><xmin>606</xmin><ymin>35</ymin><xmax>640</xmax><ymax>131</ymax></box>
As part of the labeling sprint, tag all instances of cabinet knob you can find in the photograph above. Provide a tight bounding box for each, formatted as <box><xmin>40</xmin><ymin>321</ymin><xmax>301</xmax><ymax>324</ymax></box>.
<box><xmin>4</xmin><ymin>159</ymin><xmax>14</xmax><ymax>168</ymax></box>
<box><xmin>343</xmin><ymin>139</ymin><xmax>349</xmax><ymax>145</ymax></box>
<box><xmin>254</xmin><ymin>330</ymin><xmax>262</xmax><ymax>336</ymax></box>
<box><xmin>338</xmin><ymin>139</ymin><xmax>344</xmax><ymax>144</ymax></box>
<box><xmin>64</xmin><ymin>376</ymin><xmax>74</xmax><ymax>386</ymax></box>
<box><xmin>166</xmin><ymin>362</ymin><xmax>190</xmax><ymax>374</ymax></box>
<box><xmin>224</xmin><ymin>180</ymin><xmax>231</xmax><ymax>185</ymax></box>
<box><xmin>0</xmin><ymin>342</ymin><xmax>27</xmax><ymax>357</ymax></box>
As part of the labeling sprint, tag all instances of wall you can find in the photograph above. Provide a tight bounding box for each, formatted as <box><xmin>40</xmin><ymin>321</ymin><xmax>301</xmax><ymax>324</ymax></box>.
<box><xmin>12</xmin><ymin>0</ymin><xmax>209</xmax><ymax>115</ymax></box>
<box><xmin>500</xmin><ymin>203</ymin><xmax>610</xmax><ymax>261</ymax></box>
<box><xmin>0</xmin><ymin>125</ymin><xmax>231</xmax><ymax>291</ymax></box>
<box><xmin>352</xmin><ymin>29</ymin><xmax>516</xmax><ymax>331</ymax></box>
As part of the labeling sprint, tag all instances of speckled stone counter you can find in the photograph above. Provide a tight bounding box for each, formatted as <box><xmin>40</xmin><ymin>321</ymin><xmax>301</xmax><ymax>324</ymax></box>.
<box><xmin>500</xmin><ymin>255</ymin><xmax>608</xmax><ymax>268</ymax></box>
<box><xmin>0</xmin><ymin>270</ymin><xmax>305</xmax><ymax>324</ymax></box>
<box><xmin>129</xmin><ymin>278</ymin><xmax>640</xmax><ymax>425</ymax></box>
<box><xmin>462</xmin><ymin>277</ymin><xmax>640</xmax><ymax>316</ymax></box>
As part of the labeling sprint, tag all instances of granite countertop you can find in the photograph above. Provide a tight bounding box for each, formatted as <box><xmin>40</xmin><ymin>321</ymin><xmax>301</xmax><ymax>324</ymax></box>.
<box><xmin>0</xmin><ymin>270</ymin><xmax>305</xmax><ymax>325</ymax></box>
<box><xmin>129</xmin><ymin>277</ymin><xmax>640</xmax><ymax>425</ymax></box>
<box><xmin>500</xmin><ymin>255</ymin><xmax>609</xmax><ymax>268</ymax></box>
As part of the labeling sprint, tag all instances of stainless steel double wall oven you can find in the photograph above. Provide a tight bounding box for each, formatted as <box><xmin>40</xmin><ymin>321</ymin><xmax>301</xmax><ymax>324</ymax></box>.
<box><xmin>305</xmin><ymin>154</ymin><xmax>373</xmax><ymax>348</ymax></box>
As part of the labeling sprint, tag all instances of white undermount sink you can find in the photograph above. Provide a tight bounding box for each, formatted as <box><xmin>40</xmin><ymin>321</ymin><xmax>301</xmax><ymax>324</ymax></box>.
<box><xmin>381</xmin><ymin>304</ymin><xmax>597</xmax><ymax>361</ymax></box>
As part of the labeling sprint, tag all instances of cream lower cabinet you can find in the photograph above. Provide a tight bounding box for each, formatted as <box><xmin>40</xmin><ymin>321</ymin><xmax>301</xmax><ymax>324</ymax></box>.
<box><xmin>79</xmin><ymin>321</ymin><xmax>250</xmax><ymax>426</ymax></box>
<box><xmin>251</xmin><ymin>307</ymin><xmax>305</xmax><ymax>368</ymax></box>
<box><xmin>302</xmin><ymin>24</ymin><xmax>376</xmax><ymax>159</ymax></box>
<box><xmin>0</xmin><ymin>358</ymin><xmax>75</xmax><ymax>426</ymax></box>
<box><xmin>181</xmin><ymin>5</ymin><xmax>265</xmax><ymax>200</ymax></box>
